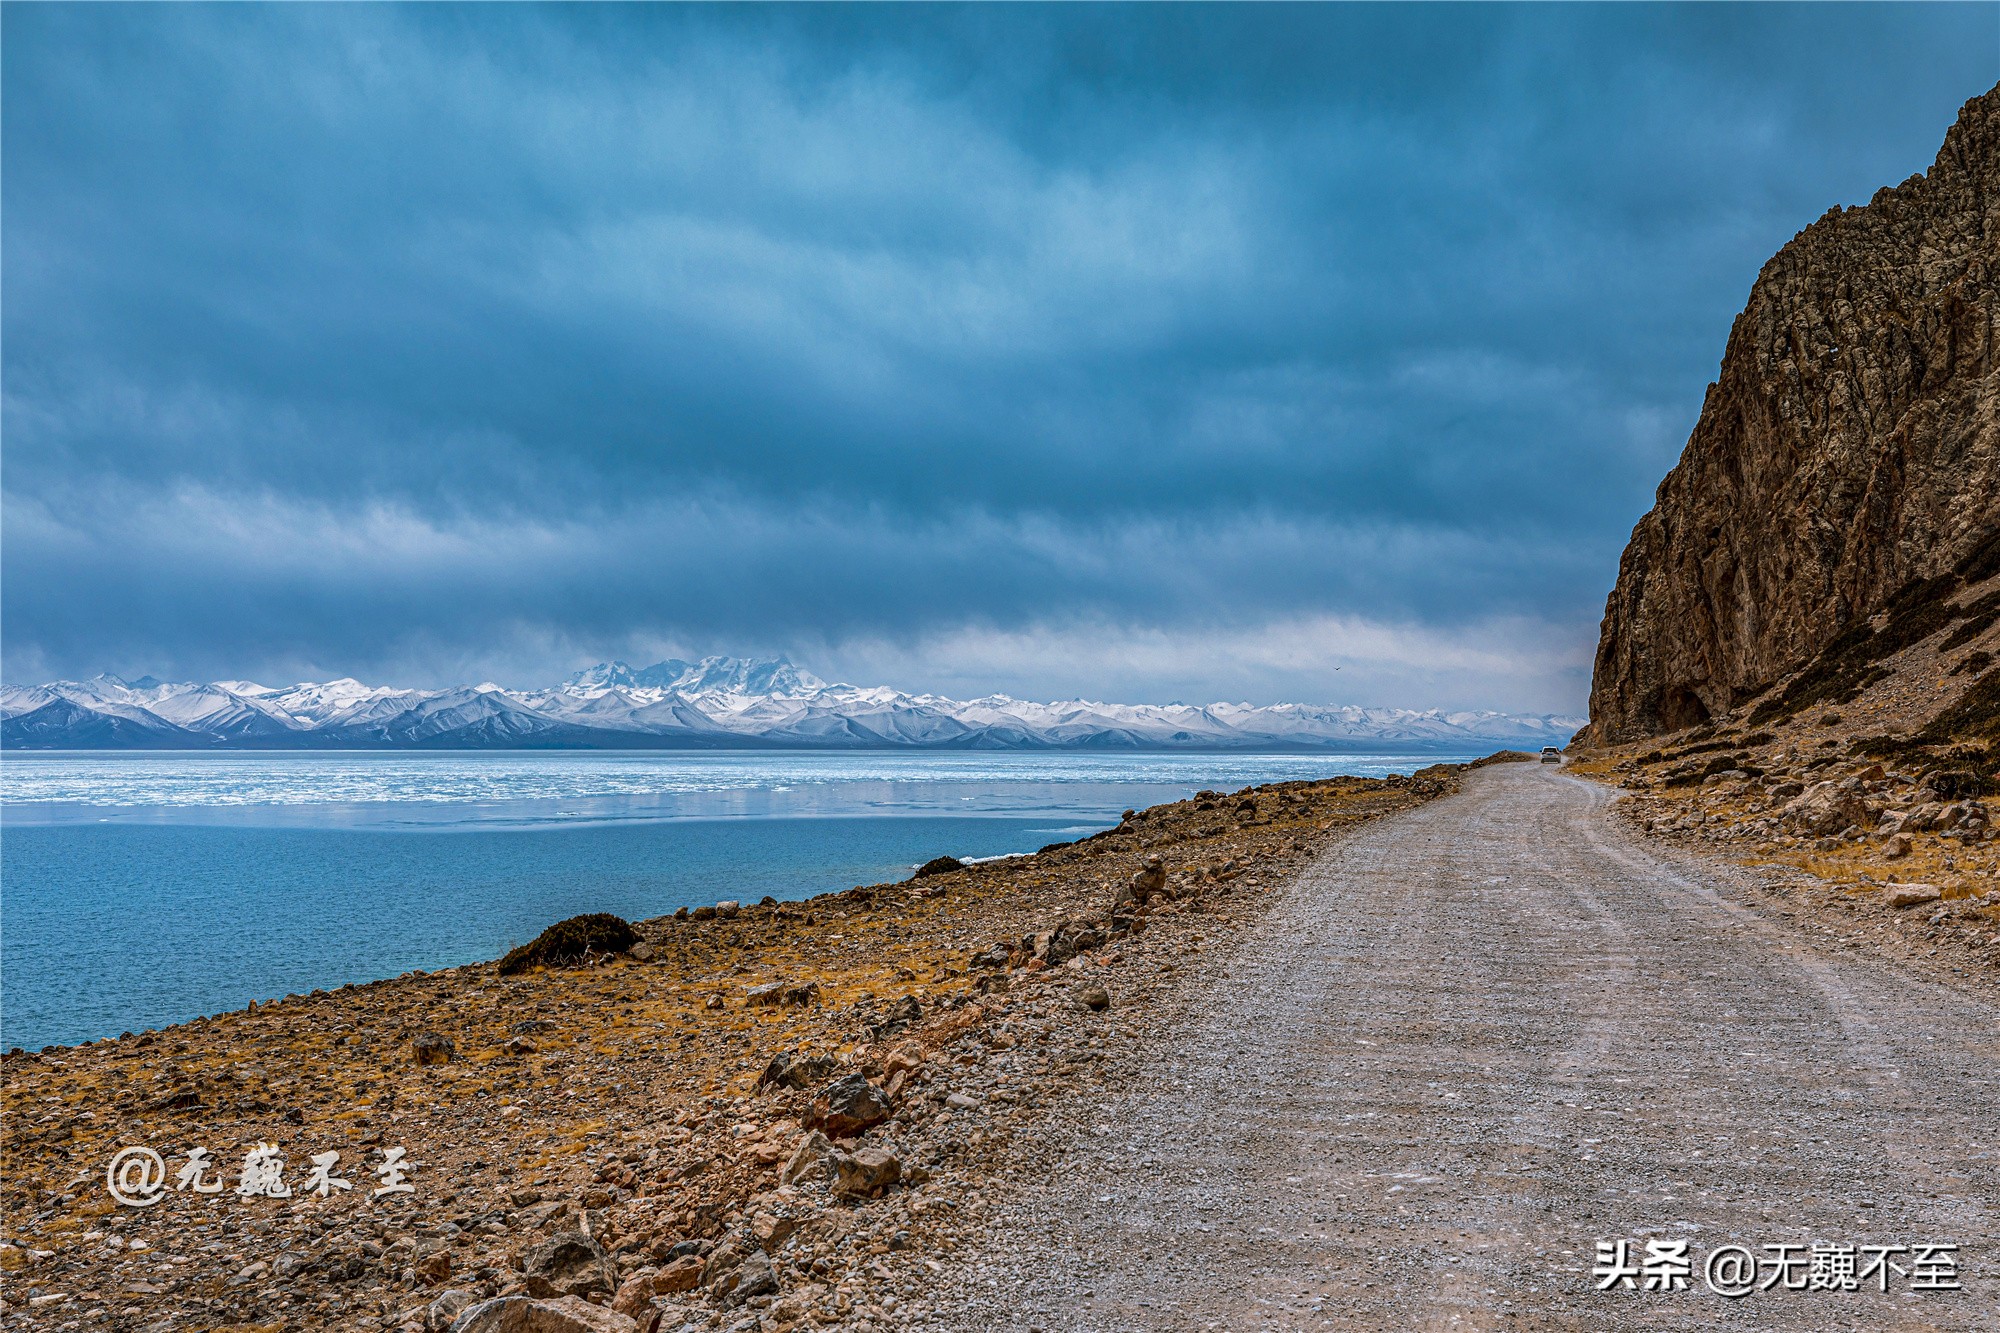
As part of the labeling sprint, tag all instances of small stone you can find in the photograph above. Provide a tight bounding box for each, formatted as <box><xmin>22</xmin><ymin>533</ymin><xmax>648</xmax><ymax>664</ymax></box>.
<box><xmin>1076</xmin><ymin>984</ymin><xmax>1111</xmax><ymax>1011</ymax></box>
<box><xmin>1882</xmin><ymin>833</ymin><xmax>1913</xmax><ymax>859</ymax></box>
<box><xmin>1129</xmin><ymin>856</ymin><xmax>1167</xmax><ymax>902</ymax></box>
<box><xmin>272</xmin><ymin>1250</ymin><xmax>314</xmax><ymax>1279</ymax></box>
<box><xmin>882</xmin><ymin>1041</ymin><xmax>925</xmax><ymax>1078</ymax></box>
<box><xmin>751</xmin><ymin>1210</ymin><xmax>802</xmax><ymax>1248</ymax></box>
<box><xmin>416</xmin><ymin>1248</ymin><xmax>453</xmax><ymax>1286</ymax></box>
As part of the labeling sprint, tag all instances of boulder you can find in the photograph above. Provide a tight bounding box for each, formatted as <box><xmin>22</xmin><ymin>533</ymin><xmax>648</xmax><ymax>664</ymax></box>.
<box><xmin>1885</xmin><ymin>883</ymin><xmax>1943</xmax><ymax>910</ymax></box>
<box><xmin>448</xmin><ymin>1296</ymin><xmax>637</xmax><ymax>1333</ymax></box>
<box><xmin>519</xmin><ymin>1232</ymin><xmax>615</xmax><ymax>1299</ymax></box>
<box><xmin>1919</xmin><ymin>769</ymin><xmax>1980</xmax><ymax>801</ymax></box>
<box><xmin>830</xmin><ymin>1147</ymin><xmax>902</xmax><ymax>1199</ymax></box>
<box><xmin>425</xmin><ymin>1290</ymin><xmax>476</xmax><ymax>1332</ymax></box>
<box><xmin>779</xmin><ymin>1130</ymin><xmax>836</xmax><ymax>1186</ymax></box>
<box><xmin>609</xmin><ymin>1271</ymin><xmax>656</xmax><ymax>1321</ymax></box>
<box><xmin>700</xmin><ymin>1231</ymin><xmax>779</xmax><ymax>1305</ymax></box>
<box><xmin>1075</xmin><ymin>984</ymin><xmax>1111</xmax><ymax>1012</ymax></box>
<box><xmin>757</xmin><ymin>1050</ymin><xmax>838</xmax><ymax>1092</ymax></box>
<box><xmin>412</xmin><ymin>1033</ymin><xmax>455</xmax><ymax>1066</ymax></box>
<box><xmin>807</xmin><ymin>1073</ymin><xmax>894</xmax><ymax>1137</ymax></box>
<box><xmin>1781</xmin><ymin>784</ymin><xmax>1877</xmax><ymax>836</ymax></box>
<box><xmin>652</xmin><ymin>1253</ymin><xmax>704</xmax><ymax>1294</ymax></box>
<box><xmin>722</xmin><ymin>1249</ymin><xmax>779</xmax><ymax>1306</ymax></box>
<box><xmin>496</xmin><ymin>914</ymin><xmax>637</xmax><ymax>975</ymax></box>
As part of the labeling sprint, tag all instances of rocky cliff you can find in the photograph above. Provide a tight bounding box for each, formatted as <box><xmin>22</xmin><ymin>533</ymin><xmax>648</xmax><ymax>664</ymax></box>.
<box><xmin>1586</xmin><ymin>83</ymin><xmax>2000</xmax><ymax>745</ymax></box>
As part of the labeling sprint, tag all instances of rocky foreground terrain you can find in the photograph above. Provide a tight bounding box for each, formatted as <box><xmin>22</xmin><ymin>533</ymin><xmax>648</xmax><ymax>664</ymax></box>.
<box><xmin>0</xmin><ymin>763</ymin><xmax>1475</xmax><ymax>1332</ymax></box>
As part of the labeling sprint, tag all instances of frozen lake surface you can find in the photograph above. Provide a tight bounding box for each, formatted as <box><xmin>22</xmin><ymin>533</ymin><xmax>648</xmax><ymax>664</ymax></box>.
<box><xmin>1</xmin><ymin>750</ymin><xmax>1474</xmax><ymax>1048</ymax></box>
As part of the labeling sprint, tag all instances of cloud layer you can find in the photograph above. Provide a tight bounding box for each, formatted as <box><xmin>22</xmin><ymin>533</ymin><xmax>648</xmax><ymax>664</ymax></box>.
<box><xmin>5</xmin><ymin>6</ymin><xmax>1993</xmax><ymax>711</ymax></box>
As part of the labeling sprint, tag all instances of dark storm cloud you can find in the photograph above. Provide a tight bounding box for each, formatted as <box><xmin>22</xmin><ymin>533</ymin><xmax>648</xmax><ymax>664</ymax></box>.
<box><xmin>4</xmin><ymin>4</ymin><xmax>1994</xmax><ymax>709</ymax></box>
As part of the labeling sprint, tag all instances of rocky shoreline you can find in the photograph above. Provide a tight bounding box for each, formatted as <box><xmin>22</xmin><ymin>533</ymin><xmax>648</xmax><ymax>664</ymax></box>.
<box><xmin>0</xmin><ymin>762</ymin><xmax>1476</xmax><ymax>1333</ymax></box>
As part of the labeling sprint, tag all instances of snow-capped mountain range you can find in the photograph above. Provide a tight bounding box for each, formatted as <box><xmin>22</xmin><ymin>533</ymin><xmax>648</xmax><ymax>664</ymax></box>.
<box><xmin>1</xmin><ymin>657</ymin><xmax>1582</xmax><ymax>752</ymax></box>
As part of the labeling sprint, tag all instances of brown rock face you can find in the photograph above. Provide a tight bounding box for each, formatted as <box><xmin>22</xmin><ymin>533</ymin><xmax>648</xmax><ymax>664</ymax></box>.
<box><xmin>1586</xmin><ymin>84</ymin><xmax>2000</xmax><ymax>744</ymax></box>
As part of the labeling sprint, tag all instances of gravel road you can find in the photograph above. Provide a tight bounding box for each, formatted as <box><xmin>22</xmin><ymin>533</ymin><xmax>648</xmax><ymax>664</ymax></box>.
<box><xmin>928</xmin><ymin>763</ymin><xmax>2000</xmax><ymax>1331</ymax></box>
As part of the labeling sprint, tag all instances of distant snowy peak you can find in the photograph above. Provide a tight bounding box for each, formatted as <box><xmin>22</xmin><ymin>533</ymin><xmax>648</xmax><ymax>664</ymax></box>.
<box><xmin>563</xmin><ymin>659</ymin><xmax>693</xmax><ymax>691</ymax></box>
<box><xmin>2</xmin><ymin>656</ymin><xmax>1583</xmax><ymax>751</ymax></box>
<box><xmin>562</xmin><ymin>655</ymin><xmax>826</xmax><ymax>698</ymax></box>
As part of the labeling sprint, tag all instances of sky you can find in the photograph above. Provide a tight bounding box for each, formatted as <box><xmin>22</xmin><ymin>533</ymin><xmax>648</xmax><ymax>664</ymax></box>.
<box><xmin>5</xmin><ymin>5</ymin><xmax>1996</xmax><ymax>713</ymax></box>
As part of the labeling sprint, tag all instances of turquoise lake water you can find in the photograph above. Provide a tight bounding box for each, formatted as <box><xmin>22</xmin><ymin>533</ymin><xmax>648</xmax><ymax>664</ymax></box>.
<box><xmin>0</xmin><ymin>751</ymin><xmax>1473</xmax><ymax>1049</ymax></box>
